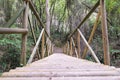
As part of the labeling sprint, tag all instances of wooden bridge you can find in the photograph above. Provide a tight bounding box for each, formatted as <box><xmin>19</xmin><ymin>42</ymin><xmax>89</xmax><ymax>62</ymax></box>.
<box><xmin>1</xmin><ymin>53</ymin><xmax>120</xmax><ymax>80</ymax></box>
<box><xmin>0</xmin><ymin>0</ymin><xmax>120</xmax><ymax>80</ymax></box>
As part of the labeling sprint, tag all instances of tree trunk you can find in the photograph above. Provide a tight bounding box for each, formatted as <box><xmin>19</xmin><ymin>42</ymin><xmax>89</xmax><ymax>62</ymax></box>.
<box><xmin>45</xmin><ymin>0</ymin><xmax>50</xmax><ymax>36</ymax></box>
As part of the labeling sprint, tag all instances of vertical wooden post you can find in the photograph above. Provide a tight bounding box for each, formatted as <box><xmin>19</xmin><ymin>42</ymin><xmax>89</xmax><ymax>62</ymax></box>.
<box><xmin>70</xmin><ymin>38</ymin><xmax>73</xmax><ymax>56</ymax></box>
<box><xmin>100</xmin><ymin>0</ymin><xmax>110</xmax><ymax>65</ymax></box>
<box><xmin>67</xmin><ymin>41</ymin><xmax>69</xmax><ymax>55</ymax></box>
<box><xmin>50</xmin><ymin>43</ymin><xmax>53</xmax><ymax>54</ymax></box>
<box><xmin>41</xmin><ymin>30</ymin><xmax>45</xmax><ymax>58</ymax></box>
<box><xmin>82</xmin><ymin>9</ymin><xmax>101</xmax><ymax>59</ymax></box>
<box><xmin>77</xmin><ymin>31</ymin><xmax>81</xmax><ymax>58</ymax></box>
<box><xmin>21</xmin><ymin>2</ymin><xmax>29</xmax><ymax>66</ymax></box>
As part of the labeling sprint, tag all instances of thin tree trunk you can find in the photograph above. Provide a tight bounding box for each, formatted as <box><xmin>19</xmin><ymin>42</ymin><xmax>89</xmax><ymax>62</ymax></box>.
<box><xmin>45</xmin><ymin>0</ymin><xmax>50</xmax><ymax>36</ymax></box>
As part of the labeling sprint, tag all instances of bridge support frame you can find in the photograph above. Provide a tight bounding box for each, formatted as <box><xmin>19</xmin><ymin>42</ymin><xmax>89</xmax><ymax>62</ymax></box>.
<box><xmin>21</xmin><ymin>2</ymin><xmax>29</xmax><ymax>66</ymax></box>
<box><xmin>100</xmin><ymin>0</ymin><xmax>110</xmax><ymax>65</ymax></box>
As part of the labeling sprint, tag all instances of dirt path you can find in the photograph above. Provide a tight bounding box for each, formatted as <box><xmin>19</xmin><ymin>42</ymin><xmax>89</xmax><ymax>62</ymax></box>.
<box><xmin>53</xmin><ymin>46</ymin><xmax>63</xmax><ymax>53</ymax></box>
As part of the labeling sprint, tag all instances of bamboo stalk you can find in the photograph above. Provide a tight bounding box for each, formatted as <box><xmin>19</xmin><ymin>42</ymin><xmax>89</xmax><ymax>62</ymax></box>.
<box><xmin>77</xmin><ymin>29</ymin><xmax>100</xmax><ymax>63</ymax></box>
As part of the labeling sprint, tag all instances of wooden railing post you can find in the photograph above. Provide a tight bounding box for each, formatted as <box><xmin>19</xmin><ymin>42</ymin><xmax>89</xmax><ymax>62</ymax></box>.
<box><xmin>71</xmin><ymin>38</ymin><xmax>79</xmax><ymax>58</ymax></box>
<box><xmin>21</xmin><ymin>2</ymin><xmax>29</xmax><ymax>66</ymax></box>
<box><xmin>70</xmin><ymin>38</ymin><xmax>73</xmax><ymax>56</ymax></box>
<box><xmin>100</xmin><ymin>0</ymin><xmax>110</xmax><ymax>65</ymax></box>
<box><xmin>77</xmin><ymin>31</ymin><xmax>81</xmax><ymax>58</ymax></box>
<box><xmin>66</xmin><ymin>41</ymin><xmax>69</xmax><ymax>55</ymax></box>
<box><xmin>63</xmin><ymin>44</ymin><xmax>67</xmax><ymax>54</ymax></box>
<box><xmin>41</xmin><ymin>30</ymin><xmax>45</xmax><ymax>59</ymax></box>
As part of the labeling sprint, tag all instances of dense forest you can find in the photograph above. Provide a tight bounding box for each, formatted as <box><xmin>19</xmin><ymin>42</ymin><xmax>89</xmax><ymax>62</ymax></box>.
<box><xmin>0</xmin><ymin>0</ymin><xmax>120</xmax><ymax>73</ymax></box>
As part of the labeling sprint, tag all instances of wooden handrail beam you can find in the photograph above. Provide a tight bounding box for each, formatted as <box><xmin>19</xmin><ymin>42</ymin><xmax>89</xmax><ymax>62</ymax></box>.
<box><xmin>4</xmin><ymin>5</ymin><xmax>25</xmax><ymax>27</ymax></box>
<box><xmin>29</xmin><ymin>0</ymin><xmax>51</xmax><ymax>40</ymax></box>
<box><xmin>27</xmin><ymin>29</ymin><xmax>44</xmax><ymax>64</ymax></box>
<box><xmin>67</xmin><ymin>0</ymin><xmax>100</xmax><ymax>40</ymax></box>
<box><xmin>77</xmin><ymin>29</ymin><xmax>100</xmax><ymax>63</ymax></box>
<box><xmin>0</xmin><ymin>28</ymin><xmax>28</xmax><ymax>34</ymax></box>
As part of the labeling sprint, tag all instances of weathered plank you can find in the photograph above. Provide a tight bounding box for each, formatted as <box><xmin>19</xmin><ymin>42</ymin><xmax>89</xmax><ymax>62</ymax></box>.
<box><xmin>1</xmin><ymin>54</ymin><xmax>120</xmax><ymax>80</ymax></box>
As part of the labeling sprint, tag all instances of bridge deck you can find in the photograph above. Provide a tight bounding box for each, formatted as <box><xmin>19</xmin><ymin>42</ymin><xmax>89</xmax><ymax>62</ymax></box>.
<box><xmin>0</xmin><ymin>53</ymin><xmax>120</xmax><ymax>80</ymax></box>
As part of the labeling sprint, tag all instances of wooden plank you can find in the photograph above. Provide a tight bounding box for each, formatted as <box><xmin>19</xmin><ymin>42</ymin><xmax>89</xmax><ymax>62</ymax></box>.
<box><xmin>100</xmin><ymin>0</ymin><xmax>110</xmax><ymax>65</ymax></box>
<box><xmin>0</xmin><ymin>76</ymin><xmax>120</xmax><ymax>80</ymax></box>
<box><xmin>27</xmin><ymin>29</ymin><xmax>44</xmax><ymax>64</ymax></box>
<box><xmin>2</xmin><ymin>71</ymin><xmax>119</xmax><ymax>77</ymax></box>
<box><xmin>77</xmin><ymin>29</ymin><xmax>100</xmax><ymax>63</ymax></box>
<box><xmin>0</xmin><ymin>28</ymin><xmax>28</xmax><ymax>34</ymax></box>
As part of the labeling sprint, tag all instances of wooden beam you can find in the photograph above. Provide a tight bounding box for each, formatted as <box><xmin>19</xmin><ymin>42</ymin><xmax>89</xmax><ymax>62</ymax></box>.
<box><xmin>4</xmin><ymin>6</ymin><xmax>25</xmax><ymax>27</ymax></box>
<box><xmin>0</xmin><ymin>28</ymin><xmax>28</xmax><ymax>34</ymax></box>
<box><xmin>77</xmin><ymin>29</ymin><xmax>100</xmax><ymax>63</ymax></box>
<box><xmin>70</xmin><ymin>38</ymin><xmax>73</xmax><ymax>56</ymax></box>
<box><xmin>67</xmin><ymin>0</ymin><xmax>100</xmax><ymax>40</ymax></box>
<box><xmin>77</xmin><ymin>31</ymin><xmax>81</xmax><ymax>58</ymax></box>
<box><xmin>28</xmin><ymin>16</ymin><xmax>41</xmax><ymax>59</ymax></box>
<box><xmin>100</xmin><ymin>0</ymin><xmax>110</xmax><ymax>65</ymax></box>
<box><xmin>71</xmin><ymin>38</ymin><xmax>79</xmax><ymax>58</ymax></box>
<box><xmin>82</xmin><ymin>9</ymin><xmax>101</xmax><ymax>59</ymax></box>
<box><xmin>21</xmin><ymin>2</ymin><xmax>29</xmax><ymax>66</ymax></box>
<box><xmin>29</xmin><ymin>0</ymin><xmax>51</xmax><ymax>40</ymax></box>
<box><xmin>67</xmin><ymin>41</ymin><xmax>69</xmax><ymax>55</ymax></box>
<box><xmin>41</xmin><ymin>31</ymin><xmax>45</xmax><ymax>59</ymax></box>
<box><xmin>27</xmin><ymin>29</ymin><xmax>44</xmax><ymax>64</ymax></box>
<box><xmin>82</xmin><ymin>2</ymin><xmax>112</xmax><ymax>26</ymax></box>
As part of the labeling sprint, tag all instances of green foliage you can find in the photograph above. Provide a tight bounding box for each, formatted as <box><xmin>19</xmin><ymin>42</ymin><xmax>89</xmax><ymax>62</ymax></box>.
<box><xmin>0</xmin><ymin>34</ymin><xmax>21</xmax><ymax>72</ymax></box>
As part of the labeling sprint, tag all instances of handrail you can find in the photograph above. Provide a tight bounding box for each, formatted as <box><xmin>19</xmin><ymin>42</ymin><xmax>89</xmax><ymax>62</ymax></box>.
<box><xmin>4</xmin><ymin>5</ymin><xmax>25</xmax><ymax>27</ymax></box>
<box><xmin>67</xmin><ymin>0</ymin><xmax>100</xmax><ymax>40</ymax></box>
<box><xmin>71</xmin><ymin>38</ymin><xmax>79</xmax><ymax>58</ymax></box>
<box><xmin>0</xmin><ymin>28</ymin><xmax>28</xmax><ymax>34</ymax></box>
<box><xmin>27</xmin><ymin>28</ymin><xmax>44</xmax><ymax>64</ymax></box>
<box><xmin>28</xmin><ymin>0</ymin><xmax>51</xmax><ymax>41</ymax></box>
<box><xmin>77</xmin><ymin>29</ymin><xmax>100</xmax><ymax>63</ymax></box>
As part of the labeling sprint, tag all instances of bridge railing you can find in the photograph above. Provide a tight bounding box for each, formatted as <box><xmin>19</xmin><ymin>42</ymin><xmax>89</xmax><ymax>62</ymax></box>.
<box><xmin>63</xmin><ymin>0</ymin><xmax>110</xmax><ymax>65</ymax></box>
<box><xmin>27</xmin><ymin>28</ymin><xmax>53</xmax><ymax>64</ymax></box>
<box><xmin>0</xmin><ymin>0</ymin><xmax>53</xmax><ymax>66</ymax></box>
